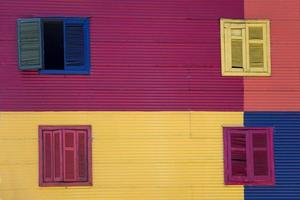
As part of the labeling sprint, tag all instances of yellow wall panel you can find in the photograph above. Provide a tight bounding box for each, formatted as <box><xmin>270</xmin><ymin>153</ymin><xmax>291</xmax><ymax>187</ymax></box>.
<box><xmin>0</xmin><ymin>112</ymin><xmax>243</xmax><ymax>200</ymax></box>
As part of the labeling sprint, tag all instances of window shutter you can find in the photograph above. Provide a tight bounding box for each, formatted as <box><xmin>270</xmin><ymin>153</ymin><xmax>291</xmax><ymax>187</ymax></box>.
<box><xmin>230</xmin><ymin>28</ymin><xmax>245</xmax><ymax>71</ymax></box>
<box><xmin>63</xmin><ymin>130</ymin><xmax>77</xmax><ymax>181</ymax></box>
<box><xmin>228</xmin><ymin>130</ymin><xmax>248</xmax><ymax>183</ymax></box>
<box><xmin>43</xmin><ymin>130</ymin><xmax>53</xmax><ymax>182</ymax></box>
<box><xmin>18</xmin><ymin>18</ymin><xmax>42</xmax><ymax>70</ymax></box>
<box><xmin>247</xmin><ymin>25</ymin><xmax>268</xmax><ymax>73</ymax></box>
<box><xmin>53</xmin><ymin>130</ymin><xmax>63</xmax><ymax>181</ymax></box>
<box><xmin>64</xmin><ymin>18</ymin><xmax>89</xmax><ymax>71</ymax></box>
<box><xmin>77</xmin><ymin>130</ymin><xmax>88</xmax><ymax>181</ymax></box>
<box><xmin>223</xmin><ymin>23</ymin><xmax>246</xmax><ymax>73</ymax></box>
<box><xmin>250</xmin><ymin>128</ymin><xmax>274</xmax><ymax>184</ymax></box>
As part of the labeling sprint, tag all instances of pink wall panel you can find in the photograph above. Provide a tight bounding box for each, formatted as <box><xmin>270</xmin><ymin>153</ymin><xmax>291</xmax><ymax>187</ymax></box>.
<box><xmin>244</xmin><ymin>0</ymin><xmax>300</xmax><ymax>111</ymax></box>
<box><xmin>0</xmin><ymin>0</ymin><xmax>244</xmax><ymax>111</ymax></box>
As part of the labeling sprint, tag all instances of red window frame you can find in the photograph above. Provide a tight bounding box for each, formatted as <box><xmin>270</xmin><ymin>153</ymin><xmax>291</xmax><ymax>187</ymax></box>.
<box><xmin>39</xmin><ymin>125</ymin><xmax>92</xmax><ymax>186</ymax></box>
<box><xmin>223</xmin><ymin>127</ymin><xmax>275</xmax><ymax>186</ymax></box>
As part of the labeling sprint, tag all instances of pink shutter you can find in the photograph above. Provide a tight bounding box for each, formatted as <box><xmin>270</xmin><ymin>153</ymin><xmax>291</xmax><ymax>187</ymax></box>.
<box><xmin>229</xmin><ymin>129</ymin><xmax>248</xmax><ymax>183</ymax></box>
<box><xmin>250</xmin><ymin>128</ymin><xmax>275</xmax><ymax>185</ymax></box>
<box><xmin>77</xmin><ymin>130</ymin><xmax>88</xmax><ymax>181</ymax></box>
<box><xmin>43</xmin><ymin>130</ymin><xmax>53</xmax><ymax>182</ymax></box>
<box><xmin>53</xmin><ymin>130</ymin><xmax>63</xmax><ymax>181</ymax></box>
<box><xmin>224</xmin><ymin>128</ymin><xmax>248</xmax><ymax>184</ymax></box>
<box><xmin>63</xmin><ymin>130</ymin><xmax>77</xmax><ymax>181</ymax></box>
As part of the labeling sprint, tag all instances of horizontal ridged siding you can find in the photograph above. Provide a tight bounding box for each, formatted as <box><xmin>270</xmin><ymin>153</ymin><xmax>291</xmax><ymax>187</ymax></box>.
<box><xmin>244</xmin><ymin>112</ymin><xmax>300</xmax><ymax>200</ymax></box>
<box><xmin>244</xmin><ymin>0</ymin><xmax>300</xmax><ymax>111</ymax></box>
<box><xmin>0</xmin><ymin>0</ymin><xmax>243</xmax><ymax>111</ymax></box>
<box><xmin>0</xmin><ymin>112</ymin><xmax>244</xmax><ymax>200</ymax></box>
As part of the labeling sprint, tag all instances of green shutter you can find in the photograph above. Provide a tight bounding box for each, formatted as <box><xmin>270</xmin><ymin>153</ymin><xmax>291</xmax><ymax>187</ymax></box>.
<box><xmin>18</xmin><ymin>18</ymin><xmax>42</xmax><ymax>70</ymax></box>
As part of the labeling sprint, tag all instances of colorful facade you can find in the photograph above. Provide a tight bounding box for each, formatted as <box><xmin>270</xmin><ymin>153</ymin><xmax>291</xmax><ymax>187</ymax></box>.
<box><xmin>0</xmin><ymin>0</ymin><xmax>299</xmax><ymax>200</ymax></box>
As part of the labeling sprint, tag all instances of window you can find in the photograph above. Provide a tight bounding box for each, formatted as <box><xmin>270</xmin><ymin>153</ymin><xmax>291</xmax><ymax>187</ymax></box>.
<box><xmin>220</xmin><ymin>19</ymin><xmax>271</xmax><ymax>76</ymax></box>
<box><xmin>223</xmin><ymin>127</ymin><xmax>275</xmax><ymax>185</ymax></box>
<box><xmin>39</xmin><ymin>126</ymin><xmax>92</xmax><ymax>186</ymax></box>
<box><xmin>18</xmin><ymin>18</ymin><xmax>90</xmax><ymax>74</ymax></box>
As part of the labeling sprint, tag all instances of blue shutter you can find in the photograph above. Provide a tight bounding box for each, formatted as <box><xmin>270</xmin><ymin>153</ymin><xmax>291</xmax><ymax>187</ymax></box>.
<box><xmin>64</xmin><ymin>18</ymin><xmax>90</xmax><ymax>73</ymax></box>
<box><xmin>18</xmin><ymin>18</ymin><xmax>42</xmax><ymax>70</ymax></box>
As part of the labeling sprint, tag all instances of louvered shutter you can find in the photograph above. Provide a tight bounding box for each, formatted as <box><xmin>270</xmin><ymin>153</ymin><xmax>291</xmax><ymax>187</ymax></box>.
<box><xmin>223</xmin><ymin>23</ymin><xmax>246</xmax><ymax>73</ymax></box>
<box><xmin>226</xmin><ymin>129</ymin><xmax>249</xmax><ymax>183</ymax></box>
<box><xmin>53</xmin><ymin>130</ymin><xmax>63</xmax><ymax>181</ymax></box>
<box><xmin>247</xmin><ymin>25</ymin><xmax>269</xmax><ymax>73</ymax></box>
<box><xmin>18</xmin><ymin>18</ymin><xmax>42</xmax><ymax>70</ymax></box>
<box><xmin>230</xmin><ymin>28</ymin><xmax>245</xmax><ymax>71</ymax></box>
<box><xmin>43</xmin><ymin>130</ymin><xmax>53</xmax><ymax>182</ymax></box>
<box><xmin>250</xmin><ymin>128</ymin><xmax>274</xmax><ymax>184</ymax></box>
<box><xmin>64</xmin><ymin>18</ymin><xmax>89</xmax><ymax>72</ymax></box>
<box><xmin>63</xmin><ymin>130</ymin><xmax>77</xmax><ymax>181</ymax></box>
<box><xmin>77</xmin><ymin>130</ymin><xmax>88</xmax><ymax>181</ymax></box>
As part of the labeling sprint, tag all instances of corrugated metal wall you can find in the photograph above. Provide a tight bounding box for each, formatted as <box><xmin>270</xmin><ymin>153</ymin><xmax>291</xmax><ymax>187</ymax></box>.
<box><xmin>0</xmin><ymin>0</ymin><xmax>243</xmax><ymax>111</ymax></box>
<box><xmin>244</xmin><ymin>1</ymin><xmax>300</xmax><ymax>198</ymax></box>
<box><xmin>244</xmin><ymin>0</ymin><xmax>300</xmax><ymax>111</ymax></box>
<box><xmin>0</xmin><ymin>112</ymin><xmax>244</xmax><ymax>200</ymax></box>
<box><xmin>244</xmin><ymin>112</ymin><xmax>300</xmax><ymax>200</ymax></box>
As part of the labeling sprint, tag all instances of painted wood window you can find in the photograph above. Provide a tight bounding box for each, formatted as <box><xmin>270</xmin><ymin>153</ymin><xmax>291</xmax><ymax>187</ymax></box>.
<box><xmin>223</xmin><ymin>127</ymin><xmax>275</xmax><ymax>185</ymax></box>
<box><xmin>18</xmin><ymin>18</ymin><xmax>90</xmax><ymax>74</ymax></box>
<box><xmin>220</xmin><ymin>19</ymin><xmax>271</xmax><ymax>76</ymax></box>
<box><xmin>39</xmin><ymin>126</ymin><xmax>92</xmax><ymax>186</ymax></box>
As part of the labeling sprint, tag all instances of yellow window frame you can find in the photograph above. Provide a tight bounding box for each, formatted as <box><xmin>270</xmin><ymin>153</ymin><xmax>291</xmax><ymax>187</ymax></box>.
<box><xmin>220</xmin><ymin>19</ymin><xmax>271</xmax><ymax>76</ymax></box>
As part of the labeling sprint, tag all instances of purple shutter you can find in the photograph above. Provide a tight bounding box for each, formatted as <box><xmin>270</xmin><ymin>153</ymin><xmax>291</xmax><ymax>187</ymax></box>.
<box><xmin>228</xmin><ymin>129</ymin><xmax>249</xmax><ymax>184</ymax></box>
<box><xmin>53</xmin><ymin>130</ymin><xmax>63</xmax><ymax>181</ymax></box>
<box><xmin>224</xmin><ymin>128</ymin><xmax>249</xmax><ymax>184</ymax></box>
<box><xmin>63</xmin><ymin>130</ymin><xmax>77</xmax><ymax>181</ymax></box>
<box><xmin>43</xmin><ymin>130</ymin><xmax>53</xmax><ymax>182</ymax></box>
<box><xmin>77</xmin><ymin>130</ymin><xmax>88</xmax><ymax>181</ymax></box>
<box><xmin>250</xmin><ymin>128</ymin><xmax>275</xmax><ymax>185</ymax></box>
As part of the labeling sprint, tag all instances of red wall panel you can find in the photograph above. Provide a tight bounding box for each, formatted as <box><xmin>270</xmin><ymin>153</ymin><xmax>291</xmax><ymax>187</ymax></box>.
<box><xmin>244</xmin><ymin>0</ymin><xmax>300</xmax><ymax>111</ymax></box>
<box><xmin>0</xmin><ymin>0</ymin><xmax>244</xmax><ymax>111</ymax></box>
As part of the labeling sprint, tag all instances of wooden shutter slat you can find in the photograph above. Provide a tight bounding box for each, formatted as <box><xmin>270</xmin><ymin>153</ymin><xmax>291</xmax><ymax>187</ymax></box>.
<box><xmin>18</xmin><ymin>18</ymin><xmax>42</xmax><ymax>70</ymax></box>
<box><xmin>63</xmin><ymin>130</ymin><xmax>77</xmax><ymax>181</ymax></box>
<box><xmin>253</xmin><ymin>150</ymin><xmax>269</xmax><ymax>176</ymax></box>
<box><xmin>230</xmin><ymin>132</ymin><xmax>247</xmax><ymax>177</ymax></box>
<box><xmin>43</xmin><ymin>130</ymin><xmax>53</xmax><ymax>182</ymax></box>
<box><xmin>252</xmin><ymin>131</ymin><xmax>270</xmax><ymax>177</ymax></box>
<box><xmin>249</xmin><ymin>43</ymin><xmax>264</xmax><ymax>68</ymax></box>
<box><xmin>53</xmin><ymin>130</ymin><xmax>63</xmax><ymax>181</ymax></box>
<box><xmin>77</xmin><ymin>130</ymin><xmax>88</xmax><ymax>181</ymax></box>
<box><xmin>249</xmin><ymin>27</ymin><xmax>263</xmax><ymax>40</ymax></box>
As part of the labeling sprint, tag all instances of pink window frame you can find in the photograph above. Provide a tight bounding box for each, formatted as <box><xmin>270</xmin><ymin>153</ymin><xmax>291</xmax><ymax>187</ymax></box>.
<box><xmin>39</xmin><ymin>125</ymin><xmax>92</xmax><ymax>187</ymax></box>
<box><xmin>223</xmin><ymin>127</ymin><xmax>275</xmax><ymax>186</ymax></box>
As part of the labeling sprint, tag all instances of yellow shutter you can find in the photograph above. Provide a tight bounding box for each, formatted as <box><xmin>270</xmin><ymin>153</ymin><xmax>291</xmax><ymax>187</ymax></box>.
<box><xmin>222</xmin><ymin>21</ymin><xmax>246</xmax><ymax>74</ymax></box>
<box><xmin>246</xmin><ymin>23</ymin><xmax>270</xmax><ymax>74</ymax></box>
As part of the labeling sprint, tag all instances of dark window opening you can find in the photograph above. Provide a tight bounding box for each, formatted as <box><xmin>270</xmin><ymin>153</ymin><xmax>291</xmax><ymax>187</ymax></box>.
<box><xmin>43</xmin><ymin>21</ymin><xmax>64</xmax><ymax>70</ymax></box>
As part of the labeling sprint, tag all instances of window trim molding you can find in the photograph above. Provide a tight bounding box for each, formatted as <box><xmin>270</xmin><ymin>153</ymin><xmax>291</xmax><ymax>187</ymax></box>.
<box><xmin>38</xmin><ymin>125</ymin><xmax>92</xmax><ymax>187</ymax></box>
<box><xmin>220</xmin><ymin>18</ymin><xmax>271</xmax><ymax>76</ymax></box>
<box><xmin>223</xmin><ymin>126</ymin><xmax>275</xmax><ymax>186</ymax></box>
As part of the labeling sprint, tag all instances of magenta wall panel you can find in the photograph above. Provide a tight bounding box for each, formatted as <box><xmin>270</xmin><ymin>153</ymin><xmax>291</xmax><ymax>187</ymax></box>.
<box><xmin>0</xmin><ymin>0</ymin><xmax>243</xmax><ymax>111</ymax></box>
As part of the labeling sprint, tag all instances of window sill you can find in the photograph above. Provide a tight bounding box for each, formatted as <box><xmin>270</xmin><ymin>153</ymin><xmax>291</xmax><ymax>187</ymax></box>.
<box><xmin>39</xmin><ymin>70</ymin><xmax>90</xmax><ymax>75</ymax></box>
<box><xmin>225</xmin><ymin>181</ymin><xmax>275</xmax><ymax>186</ymax></box>
<box><xmin>39</xmin><ymin>181</ymin><xmax>92</xmax><ymax>187</ymax></box>
<box><xmin>222</xmin><ymin>71</ymin><xmax>271</xmax><ymax>76</ymax></box>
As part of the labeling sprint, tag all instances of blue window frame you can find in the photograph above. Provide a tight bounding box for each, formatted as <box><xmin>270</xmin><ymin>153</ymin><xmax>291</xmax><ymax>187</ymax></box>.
<box><xmin>18</xmin><ymin>17</ymin><xmax>90</xmax><ymax>75</ymax></box>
